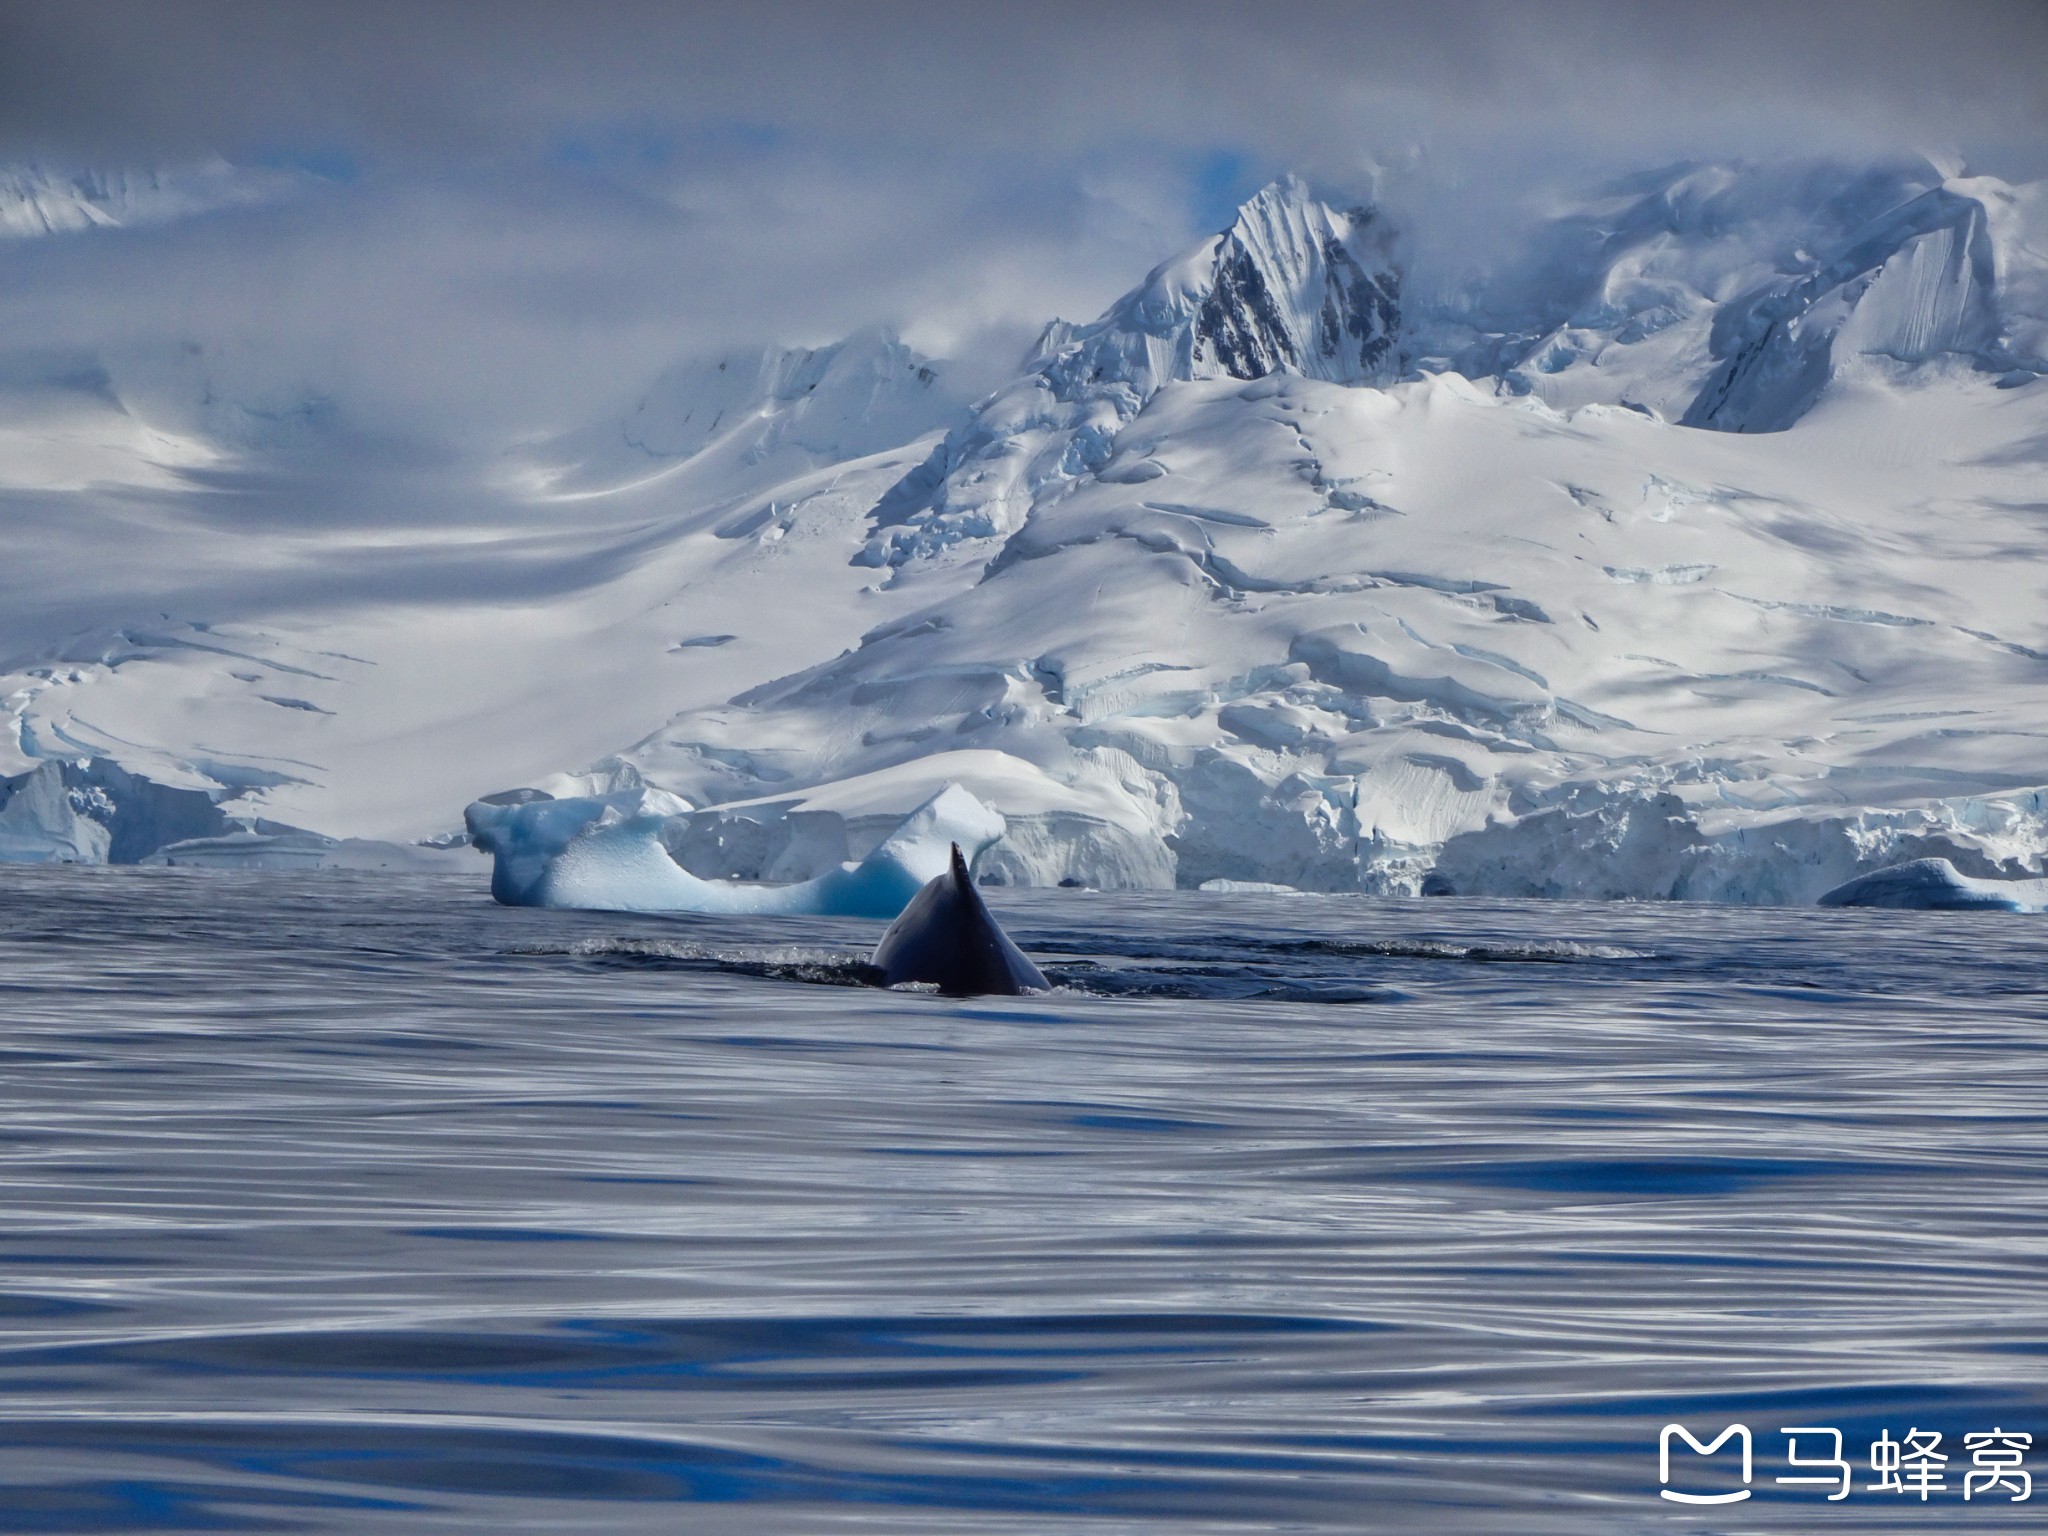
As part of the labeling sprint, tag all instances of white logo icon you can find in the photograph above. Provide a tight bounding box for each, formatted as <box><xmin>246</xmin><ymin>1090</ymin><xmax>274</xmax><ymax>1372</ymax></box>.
<box><xmin>1660</xmin><ymin>1423</ymin><xmax>1753</xmax><ymax>1504</ymax></box>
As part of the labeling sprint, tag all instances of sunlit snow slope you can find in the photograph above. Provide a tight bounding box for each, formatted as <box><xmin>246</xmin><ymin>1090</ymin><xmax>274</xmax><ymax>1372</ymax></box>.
<box><xmin>3</xmin><ymin>161</ymin><xmax>2046</xmax><ymax>899</ymax></box>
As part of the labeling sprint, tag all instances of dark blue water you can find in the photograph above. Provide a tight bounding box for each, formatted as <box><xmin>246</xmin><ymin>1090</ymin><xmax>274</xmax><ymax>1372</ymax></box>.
<box><xmin>2</xmin><ymin>867</ymin><xmax>2045</xmax><ymax>1532</ymax></box>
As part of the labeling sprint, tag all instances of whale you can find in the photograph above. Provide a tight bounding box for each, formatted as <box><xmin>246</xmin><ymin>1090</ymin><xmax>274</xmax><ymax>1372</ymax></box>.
<box><xmin>870</xmin><ymin>842</ymin><xmax>1048</xmax><ymax>996</ymax></box>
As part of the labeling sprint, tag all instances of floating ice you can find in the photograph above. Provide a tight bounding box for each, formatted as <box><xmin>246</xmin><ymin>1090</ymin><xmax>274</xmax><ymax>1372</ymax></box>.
<box><xmin>465</xmin><ymin>782</ymin><xmax>1005</xmax><ymax>918</ymax></box>
<box><xmin>1816</xmin><ymin>858</ymin><xmax>2048</xmax><ymax>912</ymax></box>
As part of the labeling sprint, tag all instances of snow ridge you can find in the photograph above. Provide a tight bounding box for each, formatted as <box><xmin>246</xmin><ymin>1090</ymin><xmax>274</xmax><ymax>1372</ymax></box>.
<box><xmin>1189</xmin><ymin>178</ymin><xmax>1402</xmax><ymax>384</ymax></box>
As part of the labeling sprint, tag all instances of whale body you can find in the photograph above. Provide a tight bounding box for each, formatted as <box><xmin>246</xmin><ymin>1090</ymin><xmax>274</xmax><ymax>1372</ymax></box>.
<box><xmin>871</xmin><ymin>842</ymin><xmax>1048</xmax><ymax>996</ymax></box>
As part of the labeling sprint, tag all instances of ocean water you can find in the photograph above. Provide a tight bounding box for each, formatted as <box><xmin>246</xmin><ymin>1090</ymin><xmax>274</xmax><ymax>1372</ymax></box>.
<box><xmin>1</xmin><ymin>866</ymin><xmax>2045</xmax><ymax>1533</ymax></box>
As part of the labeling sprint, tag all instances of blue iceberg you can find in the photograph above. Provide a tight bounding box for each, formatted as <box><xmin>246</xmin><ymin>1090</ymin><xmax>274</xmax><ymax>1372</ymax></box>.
<box><xmin>465</xmin><ymin>782</ymin><xmax>1005</xmax><ymax>919</ymax></box>
<box><xmin>1816</xmin><ymin>858</ymin><xmax>2048</xmax><ymax>912</ymax></box>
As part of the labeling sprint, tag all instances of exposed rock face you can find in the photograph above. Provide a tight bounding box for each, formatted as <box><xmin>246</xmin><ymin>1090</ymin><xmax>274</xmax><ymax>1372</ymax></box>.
<box><xmin>1191</xmin><ymin>186</ymin><xmax>1400</xmax><ymax>383</ymax></box>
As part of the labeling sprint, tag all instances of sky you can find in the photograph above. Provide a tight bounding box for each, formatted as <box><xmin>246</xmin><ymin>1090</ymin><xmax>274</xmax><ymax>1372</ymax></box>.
<box><xmin>0</xmin><ymin>0</ymin><xmax>2042</xmax><ymax>445</ymax></box>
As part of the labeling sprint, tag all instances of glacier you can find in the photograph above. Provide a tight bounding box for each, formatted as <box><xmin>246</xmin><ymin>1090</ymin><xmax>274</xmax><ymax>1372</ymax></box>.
<box><xmin>0</xmin><ymin>755</ymin><xmax>463</xmax><ymax>870</ymax></box>
<box><xmin>0</xmin><ymin>755</ymin><xmax>259</xmax><ymax>864</ymax></box>
<box><xmin>3</xmin><ymin>157</ymin><xmax>2046</xmax><ymax>904</ymax></box>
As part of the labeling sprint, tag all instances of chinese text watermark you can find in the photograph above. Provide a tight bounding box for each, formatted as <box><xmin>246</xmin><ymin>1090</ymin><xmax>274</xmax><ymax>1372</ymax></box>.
<box><xmin>1659</xmin><ymin>1423</ymin><xmax>2032</xmax><ymax>1504</ymax></box>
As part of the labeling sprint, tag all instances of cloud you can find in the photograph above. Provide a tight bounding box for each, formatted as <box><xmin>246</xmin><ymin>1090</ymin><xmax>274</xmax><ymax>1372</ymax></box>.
<box><xmin>3</xmin><ymin>1</ymin><xmax>2040</xmax><ymax>169</ymax></box>
<box><xmin>0</xmin><ymin>1</ymin><xmax>2040</xmax><ymax>449</ymax></box>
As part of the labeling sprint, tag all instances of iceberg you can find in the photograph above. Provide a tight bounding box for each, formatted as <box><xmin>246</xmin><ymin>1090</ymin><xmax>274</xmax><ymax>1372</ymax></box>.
<box><xmin>1816</xmin><ymin>858</ymin><xmax>2048</xmax><ymax>912</ymax></box>
<box><xmin>465</xmin><ymin>781</ymin><xmax>1006</xmax><ymax>918</ymax></box>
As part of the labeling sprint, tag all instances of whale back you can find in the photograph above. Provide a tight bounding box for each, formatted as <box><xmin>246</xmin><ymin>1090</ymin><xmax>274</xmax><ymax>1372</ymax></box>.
<box><xmin>870</xmin><ymin>843</ymin><xmax>1048</xmax><ymax>996</ymax></box>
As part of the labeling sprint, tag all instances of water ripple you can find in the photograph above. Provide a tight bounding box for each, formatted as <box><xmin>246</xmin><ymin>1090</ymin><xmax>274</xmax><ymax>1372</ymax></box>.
<box><xmin>0</xmin><ymin>867</ymin><xmax>2045</xmax><ymax>1530</ymax></box>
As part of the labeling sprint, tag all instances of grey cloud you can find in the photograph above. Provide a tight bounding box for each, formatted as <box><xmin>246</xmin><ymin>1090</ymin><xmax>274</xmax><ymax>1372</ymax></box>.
<box><xmin>0</xmin><ymin>0</ymin><xmax>2040</xmax><ymax>455</ymax></box>
<box><xmin>2</xmin><ymin>1</ymin><xmax>2041</xmax><ymax>170</ymax></box>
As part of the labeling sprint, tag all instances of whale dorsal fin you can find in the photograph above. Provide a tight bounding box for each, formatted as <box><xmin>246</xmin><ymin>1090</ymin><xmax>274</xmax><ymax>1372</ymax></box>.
<box><xmin>870</xmin><ymin>837</ymin><xmax>1046</xmax><ymax>995</ymax></box>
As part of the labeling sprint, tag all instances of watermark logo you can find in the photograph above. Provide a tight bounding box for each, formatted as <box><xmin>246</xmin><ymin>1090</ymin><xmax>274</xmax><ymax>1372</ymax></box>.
<box><xmin>1778</xmin><ymin>1426</ymin><xmax>1851</xmax><ymax>1501</ymax></box>
<box><xmin>1962</xmin><ymin>1431</ymin><xmax>2034</xmax><ymax>1502</ymax></box>
<box><xmin>1659</xmin><ymin>1423</ymin><xmax>1751</xmax><ymax>1504</ymax></box>
<box><xmin>1657</xmin><ymin>1424</ymin><xmax>2032</xmax><ymax>1504</ymax></box>
<box><xmin>1870</xmin><ymin>1428</ymin><xmax>1947</xmax><ymax>1499</ymax></box>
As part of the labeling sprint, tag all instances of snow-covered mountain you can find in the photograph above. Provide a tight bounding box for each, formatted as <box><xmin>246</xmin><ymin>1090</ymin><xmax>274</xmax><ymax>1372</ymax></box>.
<box><xmin>863</xmin><ymin>177</ymin><xmax>1401</xmax><ymax>568</ymax></box>
<box><xmin>1684</xmin><ymin>174</ymin><xmax>2045</xmax><ymax>430</ymax></box>
<box><xmin>0</xmin><ymin>160</ymin><xmax>303</xmax><ymax>239</ymax></box>
<box><xmin>520</xmin><ymin>326</ymin><xmax>963</xmax><ymax>501</ymax></box>
<box><xmin>1419</xmin><ymin>159</ymin><xmax>2047</xmax><ymax>427</ymax></box>
<box><xmin>4</xmin><ymin>160</ymin><xmax>2046</xmax><ymax>900</ymax></box>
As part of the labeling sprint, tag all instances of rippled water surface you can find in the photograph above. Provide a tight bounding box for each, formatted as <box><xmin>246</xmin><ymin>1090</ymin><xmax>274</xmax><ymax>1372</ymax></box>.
<box><xmin>2</xmin><ymin>867</ymin><xmax>2046</xmax><ymax>1532</ymax></box>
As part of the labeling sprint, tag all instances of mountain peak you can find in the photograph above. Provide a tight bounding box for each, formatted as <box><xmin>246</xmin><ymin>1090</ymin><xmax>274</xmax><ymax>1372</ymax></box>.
<box><xmin>861</xmin><ymin>177</ymin><xmax>1403</xmax><ymax>567</ymax></box>
<box><xmin>1059</xmin><ymin>176</ymin><xmax>1402</xmax><ymax>389</ymax></box>
<box><xmin>1192</xmin><ymin>176</ymin><xmax>1400</xmax><ymax>384</ymax></box>
<box><xmin>0</xmin><ymin>159</ymin><xmax>303</xmax><ymax>240</ymax></box>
